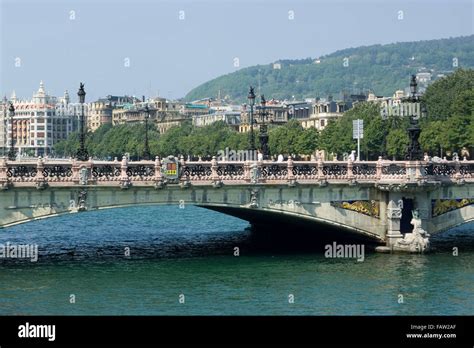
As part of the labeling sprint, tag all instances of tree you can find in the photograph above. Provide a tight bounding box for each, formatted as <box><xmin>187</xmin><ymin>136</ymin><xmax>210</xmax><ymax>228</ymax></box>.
<box><xmin>296</xmin><ymin>127</ymin><xmax>319</xmax><ymax>155</ymax></box>
<box><xmin>423</xmin><ymin>69</ymin><xmax>474</xmax><ymax>119</ymax></box>
<box><xmin>386</xmin><ymin>128</ymin><xmax>409</xmax><ymax>160</ymax></box>
<box><xmin>419</xmin><ymin>120</ymin><xmax>446</xmax><ymax>156</ymax></box>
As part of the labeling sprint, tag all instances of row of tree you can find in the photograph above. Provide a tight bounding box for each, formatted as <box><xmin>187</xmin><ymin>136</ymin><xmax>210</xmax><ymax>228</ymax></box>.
<box><xmin>54</xmin><ymin>69</ymin><xmax>473</xmax><ymax>160</ymax></box>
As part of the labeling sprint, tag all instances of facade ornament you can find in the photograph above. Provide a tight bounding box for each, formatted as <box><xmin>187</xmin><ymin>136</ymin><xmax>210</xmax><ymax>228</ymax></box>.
<box><xmin>387</xmin><ymin>199</ymin><xmax>402</xmax><ymax>219</ymax></box>
<box><xmin>392</xmin><ymin>209</ymin><xmax>430</xmax><ymax>253</ymax></box>
<box><xmin>79</xmin><ymin>167</ymin><xmax>89</xmax><ymax>185</ymax></box>
<box><xmin>250</xmin><ymin>162</ymin><xmax>259</xmax><ymax>184</ymax></box>
<box><xmin>249</xmin><ymin>188</ymin><xmax>259</xmax><ymax>208</ymax></box>
<box><xmin>77</xmin><ymin>189</ymin><xmax>87</xmax><ymax>212</ymax></box>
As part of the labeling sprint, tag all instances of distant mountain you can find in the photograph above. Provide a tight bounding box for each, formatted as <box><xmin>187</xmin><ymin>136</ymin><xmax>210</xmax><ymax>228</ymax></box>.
<box><xmin>184</xmin><ymin>35</ymin><xmax>474</xmax><ymax>102</ymax></box>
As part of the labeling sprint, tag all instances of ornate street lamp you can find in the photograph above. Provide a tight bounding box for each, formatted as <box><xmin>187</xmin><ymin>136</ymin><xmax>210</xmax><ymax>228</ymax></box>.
<box><xmin>143</xmin><ymin>104</ymin><xmax>151</xmax><ymax>160</ymax></box>
<box><xmin>258</xmin><ymin>94</ymin><xmax>270</xmax><ymax>159</ymax></box>
<box><xmin>410</xmin><ymin>74</ymin><xmax>417</xmax><ymax>100</ymax></box>
<box><xmin>2</xmin><ymin>96</ymin><xmax>7</xmax><ymax>157</ymax></box>
<box><xmin>76</xmin><ymin>82</ymin><xmax>89</xmax><ymax>161</ymax></box>
<box><xmin>247</xmin><ymin>86</ymin><xmax>256</xmax><ymax>151</ymax></box>
<box><xmin>76</xmin><ymin>83</ymin><xmax>89</xmax><ymax>161</ymax></box>
<box><xmin>7</xmin><ymin>102</ymin><xmax>16</xmax><ymax>161</ymax></box>
<box><xmin>405</xmin><ymin>75</ymin><xmax>423</xmax><ymax>161</ymax></box>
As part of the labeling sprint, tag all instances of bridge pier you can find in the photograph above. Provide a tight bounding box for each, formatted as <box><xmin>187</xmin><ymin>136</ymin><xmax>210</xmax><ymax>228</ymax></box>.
<box><xmin>386</xmin><ymin>199</ymin><xmax>404</xmax><ymax>247</ymax></box>
<box><xmin>378</xmin><ymin>190</ymin><xmax>433</xmax><ymax>253</ymax></box>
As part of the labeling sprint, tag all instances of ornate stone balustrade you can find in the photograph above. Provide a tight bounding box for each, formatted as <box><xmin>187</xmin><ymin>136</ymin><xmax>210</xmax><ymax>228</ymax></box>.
<box><xmin>1</xmin><ymin>156</ymin><xmax>473</xmax><ymax>188</ymax></box>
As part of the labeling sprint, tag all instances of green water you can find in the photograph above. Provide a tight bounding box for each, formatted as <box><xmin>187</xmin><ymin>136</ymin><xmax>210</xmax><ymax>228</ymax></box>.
<box><xmin>0</xmin><ymin>206</ymin><xmax>472</xmax><ymax>315</ymax></box>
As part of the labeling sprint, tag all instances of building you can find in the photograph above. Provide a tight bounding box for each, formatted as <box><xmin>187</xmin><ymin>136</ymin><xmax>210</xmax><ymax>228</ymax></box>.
<box><xmin>239</xmin><ymin>99</ymin><xmax>290</xmax><ymax>133</ymax></box>
<box><xmin>181</xmin><ymin>102</ymin><xmax>210</xmax><ymax>118</ymax></box>
<box><xmin>55</xmin><ymin>90</ymin><xmax>83</xmax><ymax>133</ymax></box>
<box><xmin>300</xmin><ymin>96</ymin><xmax>361</xmax><ymax>130</ymax></box>
<box><xmin>112</xmin><ymin>97</ymin><xmax>189</xmax><ymax>134</ymax></box>
<box><xmin>193</xmin><ymin>105</ymin><xmax>242</xmax><ymax>130</ymax></box>
<box><xmin>0</xmin><ymin>97</ymin><xmax>8</xmax><ymax>156</ymax></box>
<box><xmin>285</xmin><ymin>101</ymin><xmax>312</xmax><ymax>120</ymax></box>
<box><xmin>87</xmin><ymin>95</ymin><xmax>136</xmax><ymax>132</ymax></box>
<box><xmin>2</xmin><ymin>82</ymin><xmax>76</xmax><ymax>157</ymax></box>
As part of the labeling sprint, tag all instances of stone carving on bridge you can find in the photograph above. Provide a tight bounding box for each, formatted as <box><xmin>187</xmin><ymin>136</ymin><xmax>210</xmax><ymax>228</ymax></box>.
<box><xmin>293</xmin><ymin>164</ymin><xmax>318</xmax><ymax>177</ymax></box>
<box><xmin>182</xmin><ymin>164</ymin><xmax>211</xmax><ymax>179</ymax></box>
<box><xmin>248</xmin><ymin>189</ymin><xmax>259</xmax><ymax>208</ymax></box>
<box><xmin>382</xmin><ymin>163</ymin><xmax>407</xmax><ymax>176</ymax></box>
<box><xmin>460</xmin><ymin>163</ymin><xmax>474</xmax><ymax>177</ymax></box>
<box><xmin>126</xmin><ymin>165</ymin><xmax>154</xmax><ymax>178</ymax></box>
<box><xmin>331</xmin><ymin>200</ymin><xmax>380</xmax><ymax>218</ymax></box>
<box><xmin>431</xmin><ymin>198</ymin><xmax>474</xmax><ymax>217</ymax></box>
<box><xmin>376</xmin><ymin>182</ymin><xmax>440</xmax><ymax>193</ymax></box>
<box><xmin>217</xmin><ymin>164</ymin><xmax>245</xmax><ymax>178</ymax></box>
<box><xmin>250</xmin><ymin>162</ymin><xmax>259</xmax><ymax>184</ymax></box>
<box><xmin>392</xmin><ymin>210</ymin><xmax>430</xmax><ymax>253</ymax></box>
<box><xmin>322</xmin><ymin>164</ymin><xmax>347</xmax><ymax>177</ymax></box>
<box><xmin>92</xmin><ymin>165</ymin><xmax>120</xmax><ymax>179</ymax></box>
<box><xmin>120</xmin><ymin>178</ymin><xmax>132</xmax><ymax>189</ymax></box>
<box><xmin>42</xmin><ymin>165</ymin><xmax>73</xmax><ymax>178</ymax></box>
<box><xmin>260</xmin><ymin>164</ymin><xmax>287</xmax><ymax>179</ymax></box>
<box><xmin>35</xmin><ymin>179</ymin><xmax>48</xmax><ymax>190</ymax></box>
<box><xmin>79</xmin><ymin>167</ymin><xmax>89</xmax><ymax>185</ymax></box>
<box><xmin>7</xmin><ymin>165</ymin><xmax>38</xmax><ymax>178</ymax></box>
<box><xmin>352</xmin><ymin>164</ymin><xmax>377</xmax><ymax>176</ymax></box>
<box><xmin>423</xmin><ymin>163</ymin><xmax>456</xmax><ymax>176</ymax></box>
<box><xmin>77</xmin><ymin>189</ymin><xmax>87</xmax><ymax>212</ymax></box>
<box><xmin>159</xmin><ymin>156</ymin><xmax>179</xmax><ymax>186</ymax></box>
<box><xmin>387</xmin><ymin>199</ymin><xmax>402</xmax><ymax>219</ymax></box>
<box><xmin>0</xmin><ymin>180</ymin><xmax>10</xmax><ymax>190</ymax></box>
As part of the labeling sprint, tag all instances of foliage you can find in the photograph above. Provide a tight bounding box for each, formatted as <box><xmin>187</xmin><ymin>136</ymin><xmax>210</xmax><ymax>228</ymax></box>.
<box><xmin>422</xmin><ymin>69</ymin><xmax>474</xmax><ymax>119</ymax></box>
<box><xmin>268</xmin><ymin>119</ymin><xmax>319</xmax><ymax>156</ymax></box>
<box><xmin>318</xmin><ymin>68</ymin><xmax>474</xmax><ymax>159</ymax></box>
<box><xmin>56</xmin><ymin>67</ymin><xmax>474</xmax><ymax>161</ymax></box>
<box><xmin>386</xmin><ymin>128</ymin><xmax>409</xmax><ymax>160</ymax></box>
<box><xmin>185</xmin><ymin>36</ymin><xmax>474</xmax><ymax>102</ymax></box>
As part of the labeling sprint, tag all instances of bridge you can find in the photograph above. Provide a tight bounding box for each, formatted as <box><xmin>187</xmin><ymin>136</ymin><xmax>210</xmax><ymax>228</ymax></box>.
<box><xmin>0</xmin><ymin>155</ymin><xmax>473</xmax><ymax>252</ymax></box>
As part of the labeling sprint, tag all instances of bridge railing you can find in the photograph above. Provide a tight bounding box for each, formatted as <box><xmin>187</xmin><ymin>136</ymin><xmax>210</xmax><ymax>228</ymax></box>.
<box><xmin>0</xmin><ymin>155</ymin><xmax>473</xmax><ymax>188</ymax></box>
<box><xmin>380</xmin><ymin>161</ymin><xmax>407</xmax><ymax>179</ymax></box>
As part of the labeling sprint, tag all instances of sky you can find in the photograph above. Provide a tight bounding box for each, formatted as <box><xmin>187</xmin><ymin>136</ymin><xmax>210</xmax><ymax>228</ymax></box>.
<box><xmin>0</xmin><ymin>0</ymin><xmax>472</xmax><ymax>101</ymax></box>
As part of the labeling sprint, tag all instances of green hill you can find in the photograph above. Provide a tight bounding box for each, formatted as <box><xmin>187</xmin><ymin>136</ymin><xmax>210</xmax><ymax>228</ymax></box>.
<box><xmin>185</xmin><ymin>35</ymin><xmax>474</xmax><ymax>102</ymax></box>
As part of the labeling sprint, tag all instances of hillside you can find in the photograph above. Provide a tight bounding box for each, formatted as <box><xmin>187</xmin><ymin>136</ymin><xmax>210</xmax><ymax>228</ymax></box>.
<box><xmin>184</xmin><ymin>35</ymin><xmax>474</xmax><ymax>102</ymax></box>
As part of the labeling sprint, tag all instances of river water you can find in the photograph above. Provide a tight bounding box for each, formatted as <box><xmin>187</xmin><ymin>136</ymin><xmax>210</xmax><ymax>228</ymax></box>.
<box><xmin>0</xmin><ymin>205</ymin><xmax>472</xmax><ymax>315</ymax></box>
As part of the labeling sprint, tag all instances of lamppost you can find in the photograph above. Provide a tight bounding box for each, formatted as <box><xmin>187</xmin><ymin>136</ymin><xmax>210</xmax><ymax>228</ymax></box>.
<box><xmin>405</xmin><ymin>75</ymin><xmax>423</xmax><ymax>161</ymax></box>
<box><xmin>143</xmin><ymin>104</ymin><xmax>151</xmax><ymax>160</ymax></box>
<box><xmin>2</xmin><ymin>96</ymin><xmax>7</xmax><ymax>157</ymax></box>
<box><xmin>247</xmin><ymin>86</ymin><xmax>256</xmax><ymax>151</ymax></box>
<box><xmin>258</xmin><ymin>94</ymin><xmax>270</xmax><ymax>159</ymax></box>
<box><xmin>7</xmin><ymin>102</ymin><xmax>16</xmax><ymax>161</ymax></box>
<box><xmin>76</xmin><ymin>83</ymin><xmax>89</xmax><ymax>161</ymax></box>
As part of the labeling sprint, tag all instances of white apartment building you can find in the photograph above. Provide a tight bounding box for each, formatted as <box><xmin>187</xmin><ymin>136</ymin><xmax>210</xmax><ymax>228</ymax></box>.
<box><xmin>2</xmin><ymin>82</ymin><xmax>76</xmax><ymax>157</ymax></box>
